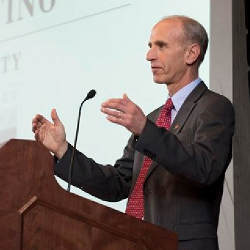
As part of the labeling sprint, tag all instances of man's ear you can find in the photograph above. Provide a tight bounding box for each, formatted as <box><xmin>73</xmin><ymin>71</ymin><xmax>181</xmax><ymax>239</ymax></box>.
<box><xmin>185</xmin><ymin>43</ymin><xmax>201</xmax><ymax>65</ymax></box>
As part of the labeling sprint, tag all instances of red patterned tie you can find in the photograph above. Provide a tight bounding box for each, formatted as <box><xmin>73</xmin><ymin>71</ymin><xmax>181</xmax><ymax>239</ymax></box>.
<box><xmin>125</xmin><ymin>98</ymin><xmax>174</xmax><ymax>219</ymax></box>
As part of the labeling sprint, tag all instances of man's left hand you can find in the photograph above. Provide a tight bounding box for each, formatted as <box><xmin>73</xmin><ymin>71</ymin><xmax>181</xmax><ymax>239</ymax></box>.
<box><xmin>101</xmin><ymin>94</ymin><xmax>147</xmax><ymax>135</ymax></box>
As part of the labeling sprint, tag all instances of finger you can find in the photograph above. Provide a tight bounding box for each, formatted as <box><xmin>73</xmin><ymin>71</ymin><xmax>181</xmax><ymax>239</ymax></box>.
<box><xmin>102</xmin><ymin>98</ymin><xmax>123</xmax><ymax>105</ymax></box>
<box><xmin>103</xmin><ymin>104</ymin><xmax>126</xmax><ymax>114</ymax></box>
<box><xmin>122</xmin><ymin>93</ymin><xmax>131</xmax><ymax>103</ymax></box>
<box><xmin>124</xmin><ymin>94</ymin><xmax>143</xmax><ymax>115</ymax></box>
<box><xmin>122</xmin><ymin>94</ymin><xmax>140</xmax><ymax>112</ymax></box>
<box><xmin>34</xmin><ymin>130</ymin><xmax>40</xmax><ymax>142</ymax></box>
<box><xmin>32</xmin><ymin>123</ymin><xmax>38</xmax><ymax>133</ymax></box>
<box><xmin>102</xmin><ymin>97</ymin><xmax>127</xmax><ymax>108</ymax></box>
<box><xmin>32</xmin><ymin>114</ymin><xmax>47</xmax><ymax>124</ymax></box>
<box><xmin>106</xmin><ymin>115</ymin><xmax>126</xmax><ymax>127</ymax></box>
<box><xmin>51</xmin><ymin>108</ymin><xmax>61</xmax><ymax>126</ymax></box>
<box><xmin>32</xmin><ymin>115</ymin><xmax>44</xmax><ymax>133</ymax></box>
<box><xmin>101</xmin><ymin>107</ymin><xmax>123</xmax><ymax>119</ymax></box>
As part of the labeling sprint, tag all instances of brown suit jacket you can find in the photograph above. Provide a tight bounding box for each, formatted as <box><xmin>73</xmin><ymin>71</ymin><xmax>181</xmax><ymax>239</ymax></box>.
<box><xmin>55</xmin><ymin>82</ymin><xmax>234</xmax><ymax>246</ymax></box>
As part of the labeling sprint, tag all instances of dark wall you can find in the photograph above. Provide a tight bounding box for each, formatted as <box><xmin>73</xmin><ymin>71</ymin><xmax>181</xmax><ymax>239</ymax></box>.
<box><xmin>233</xmin><ymin>0</ymin><xmax>250</xmax><ymax>249</ymax></box>
<box><xmin>246</xmin><ymin>0</ymin><xmax>250</xmax><ymax>98</ymax></box>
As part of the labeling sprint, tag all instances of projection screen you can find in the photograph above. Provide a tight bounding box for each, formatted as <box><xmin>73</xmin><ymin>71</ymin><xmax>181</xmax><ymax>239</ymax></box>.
<box><xmin>0</xmin><ymin>0</ymin><xmax>210</xmax><ymax>211</ymax></box>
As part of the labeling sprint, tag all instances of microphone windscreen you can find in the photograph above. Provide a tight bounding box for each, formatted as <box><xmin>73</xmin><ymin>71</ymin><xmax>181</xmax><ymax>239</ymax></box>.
<box><xmin>86</xmin><ymin>89</ymin><xmax>96</xmax><ymax>100</ymax></box>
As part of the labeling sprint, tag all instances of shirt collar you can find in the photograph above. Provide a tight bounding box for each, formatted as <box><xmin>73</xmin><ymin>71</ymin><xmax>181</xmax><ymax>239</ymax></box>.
<box><xmin>170</xmin><ymin>78</ymin><xmax>202</xmax><ymax>112</ymax></box>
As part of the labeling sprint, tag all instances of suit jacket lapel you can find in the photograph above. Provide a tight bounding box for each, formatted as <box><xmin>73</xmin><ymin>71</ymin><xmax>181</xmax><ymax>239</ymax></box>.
<box><xmin>170</xmin><ymin>82</ymin><xmax>207</xmax><ymax>135</ymax></box>
<box><xmin>145</xmin><ymin>82</ymin><xmax>208</xmax><ymax>180</ymax></box>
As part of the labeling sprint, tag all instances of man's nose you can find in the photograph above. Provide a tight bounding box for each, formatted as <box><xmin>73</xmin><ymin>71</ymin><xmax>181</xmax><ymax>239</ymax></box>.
<box><xmin>146</xmin><ymin>47</ymin><xmax>156</xmax><ymax>61</ymax></box>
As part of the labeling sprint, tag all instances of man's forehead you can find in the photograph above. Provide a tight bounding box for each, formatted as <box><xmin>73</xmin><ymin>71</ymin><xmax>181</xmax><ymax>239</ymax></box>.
<box><xmin>149</xmin><ymin>19</ymin><xmax>184</xmax><ymax>41</ymax></box>
<box><xmin>153</xmin><ymin>18</ymin><xmax>183</xmax><ymax>32</ymax></box>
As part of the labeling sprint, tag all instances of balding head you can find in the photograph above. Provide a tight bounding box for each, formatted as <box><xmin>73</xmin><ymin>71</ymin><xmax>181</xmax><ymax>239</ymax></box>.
<box><xmin>158</xmin><ymin>15</ymin><xmax>208</xmax><ymax>67</ymax></box>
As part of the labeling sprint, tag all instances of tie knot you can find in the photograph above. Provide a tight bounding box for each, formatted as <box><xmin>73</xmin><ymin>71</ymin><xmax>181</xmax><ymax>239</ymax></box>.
<box><xmin>165</xmin><ymin>98</ymin><xmax>174</xmax><ymax>111</ymax></box>
<box><xmin>155</xmin><ymin>98</ymin><xmax>174</xmax><ymax>129</ymax></box>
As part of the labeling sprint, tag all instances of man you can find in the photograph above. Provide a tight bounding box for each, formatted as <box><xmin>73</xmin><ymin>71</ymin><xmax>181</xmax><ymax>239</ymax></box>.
<box><xmin>32</xmin><ymin>16</ymin><xmax>234</xmax><ymax>250</ymax></box>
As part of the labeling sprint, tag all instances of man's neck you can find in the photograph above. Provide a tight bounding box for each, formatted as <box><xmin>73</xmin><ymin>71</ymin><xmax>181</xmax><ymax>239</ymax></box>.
<box><xmin>167</xmin><ymin>72</ymin><xmax>199</xmax><ymax>96</ymax></box>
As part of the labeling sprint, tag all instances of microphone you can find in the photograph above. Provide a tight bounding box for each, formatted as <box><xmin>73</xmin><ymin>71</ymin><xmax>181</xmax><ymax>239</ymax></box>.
<box><xmin>67</xmin><ymin>89</ymin><xmax>96</xmax><ymax>192</ymax></box>
<box><xmin>85</xmin><ymin>89</ymin><xmax>96</xmax><ymax>100</ymax></box>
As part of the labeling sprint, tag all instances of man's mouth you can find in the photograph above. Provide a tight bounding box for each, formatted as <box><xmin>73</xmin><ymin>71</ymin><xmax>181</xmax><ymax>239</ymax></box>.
<box><xmin>151</xmin><ymin>66</ymin><xmax>162</xmax><ymax>73</ymax></box>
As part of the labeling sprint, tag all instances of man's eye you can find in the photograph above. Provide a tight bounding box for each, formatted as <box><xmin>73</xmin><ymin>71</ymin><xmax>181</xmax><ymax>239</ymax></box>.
<box><xmin>157</xmin><ymin>42</ymin><xmax>167</xmax><ymax>49</ymax></box>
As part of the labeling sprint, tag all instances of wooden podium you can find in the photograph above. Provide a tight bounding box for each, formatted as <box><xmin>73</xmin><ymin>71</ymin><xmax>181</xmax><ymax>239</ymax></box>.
<box><xmin>0</xmin><ymin>139</ymin><xmax>177</xmax><ymax>250</ymax></box>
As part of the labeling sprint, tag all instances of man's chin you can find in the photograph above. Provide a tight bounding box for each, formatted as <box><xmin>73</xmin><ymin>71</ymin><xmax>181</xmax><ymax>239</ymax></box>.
<box><xmin>153</xmin><ymin>78</ymin><xmax>167</xmax><ymax>84</ymax></box>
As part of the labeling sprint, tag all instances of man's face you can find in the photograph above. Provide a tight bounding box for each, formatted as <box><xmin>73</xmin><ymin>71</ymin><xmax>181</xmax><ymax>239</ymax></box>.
<box><xmin>146</xmin><ymin>19</ymin><xmax>189</xmax><ymax>85</ymax></box>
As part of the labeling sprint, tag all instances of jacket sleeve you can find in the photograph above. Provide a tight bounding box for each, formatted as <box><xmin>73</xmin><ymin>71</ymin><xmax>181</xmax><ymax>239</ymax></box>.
<box><xmin>54</xmin><ymin>135</ymin><xmax>136</xmax><ymax>202</ymax></box>
<box><xmin>134</xmin><ymin>97</ymin><xmax>235</xmax><ymax>187</ymax></box>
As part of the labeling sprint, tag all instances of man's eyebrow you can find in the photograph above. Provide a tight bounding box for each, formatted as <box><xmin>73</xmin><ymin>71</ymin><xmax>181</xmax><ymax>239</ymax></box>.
<box><xmin>155</xmin><ymin>40</ymin><xmax>168</xmax><ymax>47</ymax></box>
<box><xmin>148</xmin><ymin>40</ymin><xmax>168</xmax><ymax>47</ymax></box>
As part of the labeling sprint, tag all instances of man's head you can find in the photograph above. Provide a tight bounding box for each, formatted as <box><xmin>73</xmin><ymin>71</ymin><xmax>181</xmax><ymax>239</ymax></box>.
<box><xmin>146</xmin><ymin>15</ymin><xmax>208</xmax><ymax>90</ymax></box>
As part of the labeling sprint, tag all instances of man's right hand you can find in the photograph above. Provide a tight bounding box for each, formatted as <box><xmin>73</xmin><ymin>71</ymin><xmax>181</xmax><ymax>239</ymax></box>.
<box><xmin>32</xmin><ymin>108</ymin><xmax>68</xmax><ymax>159</ymax></box>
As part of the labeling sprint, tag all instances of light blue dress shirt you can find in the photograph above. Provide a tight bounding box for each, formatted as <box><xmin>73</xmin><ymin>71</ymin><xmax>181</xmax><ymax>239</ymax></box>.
<box><xmin>170</xmin><ymin>78</ymin><xmax>202</xmax><ymax>124</ymax></box>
